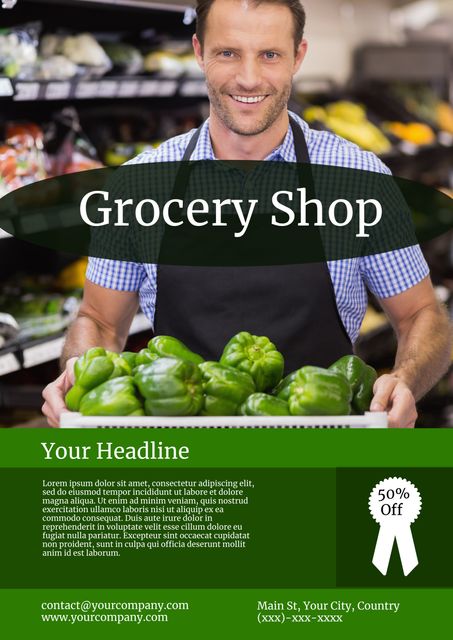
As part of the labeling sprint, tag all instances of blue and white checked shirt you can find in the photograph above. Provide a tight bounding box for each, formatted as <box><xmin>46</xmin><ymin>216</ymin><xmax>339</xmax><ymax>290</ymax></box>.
<box><xmin>87</xmin><ymin>111</ymin><xmax>429</xmax><ymax>343</ymax></box>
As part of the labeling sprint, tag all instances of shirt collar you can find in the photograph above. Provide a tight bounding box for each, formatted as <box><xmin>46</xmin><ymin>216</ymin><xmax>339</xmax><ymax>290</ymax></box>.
<box><xmin>188</xmin><ymin>111</ymin><xmax>309</xmax><ymax>162</ymax></box>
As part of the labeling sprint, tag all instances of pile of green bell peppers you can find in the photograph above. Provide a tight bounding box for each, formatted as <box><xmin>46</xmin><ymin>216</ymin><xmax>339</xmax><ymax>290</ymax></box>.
<box><xmin>64</xmin><ymin>333</ymin><xmax>377</xmax><ymax>418</ymax></box>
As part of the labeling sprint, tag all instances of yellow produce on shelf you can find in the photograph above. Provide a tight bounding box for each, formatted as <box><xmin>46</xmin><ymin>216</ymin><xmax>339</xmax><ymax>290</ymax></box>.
<box><xmin>436</xmin><ymin>102</ymin><xmax>453</xmax><ymax>134</ymax></box>
<box><xmin>325</xmin><ymin>101</ymin><xmax>367</xmax><ymax>123</ymax></box>
<box><xmin>391</xmin><ymin>84</ymin><xmax>453</xmax><ymax>134</ymax></box>
<box><xmin>56</xmin><ymin>258</ymin><xmax>88</xmax><ymax>291</ymax></box>
<box><xmin>383</xmin><ymin>122</ymin><xmax>435</xmax><ymax>146</ymax></box>
<box><xmin>304</xmin><ymin>101</ymin><xmax>391</xmax><ymax>154</ymax></box>
<box><xmin>304</xmin><ymin>106</ymin><xmax>327</xmax><ymax>123</ymax></box>
<box><xmin>324</xmin><ymin>116</ymin><xmax>391</xmax><ymax>154</ymax></box>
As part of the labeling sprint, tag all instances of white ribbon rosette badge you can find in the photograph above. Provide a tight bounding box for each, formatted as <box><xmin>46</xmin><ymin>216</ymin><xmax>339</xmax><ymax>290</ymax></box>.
<box><xmin>369</xmin><ymin>477</ymin><xmax>422</xmax><ymax>576</ymax></box>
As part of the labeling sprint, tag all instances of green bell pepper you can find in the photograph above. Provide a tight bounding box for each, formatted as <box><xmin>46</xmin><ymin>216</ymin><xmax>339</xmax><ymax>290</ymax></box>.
<box><xmin>66</xmin><ymin>348</ymin><xmax>132</xmax><ymax>411</ymax></box>
<box><xmin>199</xmin><ymin>361</ymin><xmax>255</xmax><ymax>415</ymax></box>
<box><xmin>220</xmin><ymin>331</ymin><xmax>284</xmax><ymax>392</ymax></box>
<box><xmin>79</xmin><ymin>376</ymin><xmax>144</xmax><ymax>416</ymax></box>
<box><xmin>109</xmin><ymin>352</ymin><xmax>132</xmax><ymax>378</ymax></box>
<box><xmin>329</xmin><ymin>355</ymin><xmax>377</xmax><ymax>413</ymax></box>
<box><xmin>272</xmin><ymin>367</ymin><xmax>324</xmax><ymax>401</ymax></box>
<box><xmin>120</xmin><ymin>351</ymin><xmax>137</xmax><ymax>370</ymax></box>
<box><xmin>66</xmin><ymin>348</ymin><xmax>115</xmax><ymax>411</ymax></box>
<box><xmin>239</xmin><ymin>393</ymin><xmax>290</xmax><ymax>416</ymax></box>
<box><xmin>288</xmin><ymin>366</ymin><xmax>352</xmax><ymax>416</ymax></box>
<box><xmin>134</xmin><ymin>357</ymin><xmax>203</xmax><ymax>416</ymax></box>
<box><xmin>134</xmin><ymin>348</ymin><xmax>159</xmax><ymax>368</ymax></box>
<box><xmin>273</xmin><ymin>370</ymin><xmax>298</xmax><ymax>401</ymax></box>
<box><xmin>352</xmin><ymin>365</ymin><xmax>377</xmax><ymax>413</ymax></box>
<box><xmin>73</xmin><ymin>347</ymin><xmax>106</xmax><ymax>378</ymax></box>
<box><xmin>148</xmin><ymin>336</ymin><xmax>204</xmax><ymax>365</ymax></box>
<box><xmin>329</xmin><ymin>355</ymin><xmax>365</xmax><ymax>391</ymax></box>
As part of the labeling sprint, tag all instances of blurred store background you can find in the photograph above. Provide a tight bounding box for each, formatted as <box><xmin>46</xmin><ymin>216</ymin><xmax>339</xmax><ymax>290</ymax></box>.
<box><xmin>0</xmin><ymin>0</ymin><xmax>452</xmax><ymax>427</ymax></box>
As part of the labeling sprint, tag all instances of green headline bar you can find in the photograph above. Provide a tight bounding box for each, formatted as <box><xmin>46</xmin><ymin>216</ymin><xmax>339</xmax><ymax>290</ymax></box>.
<box><xmin>0</xmin><ymin>429</ymin><xmax>451</xmax><ymax>468</ymax></box>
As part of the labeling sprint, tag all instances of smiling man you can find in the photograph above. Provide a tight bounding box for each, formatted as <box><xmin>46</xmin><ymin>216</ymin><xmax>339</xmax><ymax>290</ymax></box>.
<box><xmin>194</xmin><ymin>0</ymin><xmax>307</xmax><ymax>157</ymax></box>
<box><xmin>42</xmin><ymin>0</ymin><xmax>452</xmax><ymax>427</ymax></box>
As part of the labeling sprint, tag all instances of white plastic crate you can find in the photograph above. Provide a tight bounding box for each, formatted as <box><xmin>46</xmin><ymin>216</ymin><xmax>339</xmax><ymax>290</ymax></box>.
<box><xmin>60</xmin><ymin>411</ymin><xmax>387</xmax><ymax>429</ymax></box>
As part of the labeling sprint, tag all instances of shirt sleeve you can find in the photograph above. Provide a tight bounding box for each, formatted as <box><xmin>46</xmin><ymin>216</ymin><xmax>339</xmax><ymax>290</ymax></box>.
<box><xmin>360</xmin><ymin>245</ymin><xmax>430</xmax><ymax>299</ymax></box>
<box><xmin>86</xmin><ymin>257</ymin><xmax>146</xmax><ymax>291</ymax></box>
<box><xmin>357</xmin><ymin>153</ymin><xmax>430</xmax><ymax>298</ymax></box>
<box><xmin>84</xmin><ymin>148</ymin><xmax>162</xmax><ymax>292</ymax></box>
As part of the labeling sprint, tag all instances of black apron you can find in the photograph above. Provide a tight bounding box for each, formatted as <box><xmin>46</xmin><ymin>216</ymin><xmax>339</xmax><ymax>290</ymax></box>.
<box><xmin>153</xmin><ymin>117</ymin><xmax>352</xmax><ymax>372</ymax></box>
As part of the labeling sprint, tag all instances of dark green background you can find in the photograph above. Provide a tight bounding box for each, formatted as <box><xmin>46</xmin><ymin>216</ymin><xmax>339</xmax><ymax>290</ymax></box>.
<box><xmin>2</xmin><ymin>462</ymin><xmax>452</xmax><ymax>588</ymax></box>
<box><xmin>0</xmin><ymin>468</ymin><xmax>335</xmax><ymax>588</ymax></box>
<box><xmin>336</xmin><ymin>468</ymin><xmax>453</xmax><ymax>586</ymax></box>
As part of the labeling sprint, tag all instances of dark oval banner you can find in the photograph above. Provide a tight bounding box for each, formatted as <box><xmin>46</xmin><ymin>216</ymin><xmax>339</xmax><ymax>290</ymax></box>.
<box><xmin>0</xmin><ymin>161</ymin><xmax>452</xmax><ymax>266</ymax></box>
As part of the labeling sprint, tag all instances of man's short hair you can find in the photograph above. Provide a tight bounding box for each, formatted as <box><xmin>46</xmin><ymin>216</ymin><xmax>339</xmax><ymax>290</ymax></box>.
<box><xmin>195</xmin><ymin>0</ymin><xmax>306</xmax><ymax>54</ymax></box>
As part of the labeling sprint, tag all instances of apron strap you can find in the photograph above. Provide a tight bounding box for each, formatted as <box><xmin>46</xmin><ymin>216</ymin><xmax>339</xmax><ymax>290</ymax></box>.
<box><xmin>289</xmin><ymin>116</ymin><xmax>310</xmax><ymax>164</ymax></box>
<box><xmin>182</xmin><ymin>124</ymin><xmax>204</xmax><ymax>161</ymax></box>
<box><xmin>170</xmin><ymin>125</ymin><xmax>204</xmax><ymax>201</ymax></box>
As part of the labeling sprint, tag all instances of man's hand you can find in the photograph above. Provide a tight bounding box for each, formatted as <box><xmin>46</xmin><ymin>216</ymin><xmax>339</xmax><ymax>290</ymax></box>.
<box><xmin>42</xmin><ymin>357</ymin><xmax>77</xmax><ymax>427</ymax></box>
<box><xmin>370</xmin><ymin>373</ymin><xmax>417</xmax><ymax>428</ymax></box>
<box><xmin>374</xmin><ymin>277</ymin><xmax>452</xmax><ymax>427</ymax></box>
<box><xmin>41</xmin><ymin>283</ymin><xmax>140</xmax><ymax>426</ymax></box>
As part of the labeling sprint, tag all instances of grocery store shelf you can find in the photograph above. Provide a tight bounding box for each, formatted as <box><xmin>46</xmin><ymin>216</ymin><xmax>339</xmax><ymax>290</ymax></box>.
<box><xmin>40</xmin><ymin>0</ymin><xmax>191</xmax><ymax>12</ymax></box>
<box><xmin>24</xmin><ymin>335</ymin><xmax>66</xmax><ymax>369</ymax></box>
<box><xmin>0</xmin><ymin>312</ymin><xmax>151</xmax><ymax>376</ymax></box>
<box><xmin>0</xmin><ymin>76</ymin><xmax>208</xmax><ymax>102</ymax></box>
<box><xmin>0</xmin><ymin>352</ymin><xmax>21</xmax><ymax>377</ymax></box>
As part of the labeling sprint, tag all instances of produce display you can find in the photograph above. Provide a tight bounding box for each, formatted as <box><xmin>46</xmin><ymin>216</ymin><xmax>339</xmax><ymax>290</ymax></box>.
<box><xmin>0</xmin><ymin>122</ymin><xmax>47</xmax><ymax>197</ymax></box>
<box><xmin>101</xmin><ymin>43</ymin><xmax>143</xmax><ymax>76</ymax></box>
<box><xmin>301</xmin><ymin>85</ymin><xmax>453</xmax><ymax>154</ymax></box>
<box><xmin>0</xmin><ymin>113</ymin><xmax>103</xmax><ymax>197</ymax></box>
<box><xmin>0</xmin><ymin>291</ymin><xmax>79</xmax><ymax>341</ymax></box>
<box><xmin>304</xmin><ymin>101</ymin><xmax>392</xmax><ymax>155</ymax></box>
<box><xmin>55</xmin><ymin>258</ymin><xmax>88</xmax><ymax>292</ymax></box>
<box><xmin>390</xmin><ymin>84</ymin><xmax>453</xmax><ymax>135</ymax></box>
<box><xmin>65</xmin><ymin>332</ymin><xmax>378</xmax><ymax>418</ymax></box>
<box><xmin>0</xmin><ymin>108</ymin><xmax>200</xmax><ymax>192</ymax></box>
<box><xmin>0</xmin><ymin>22</ymin><xmax>39</xmax><ymax>79</ymax></box>
<box><xmin>0</xmin><ymin>21</ymin><xmax>199</xmax><ymax>82</ymax></box>
<box><xmin>41</xmin><ymin>33</ymin><xmax>112</xmax><ymax>78</ymax></box>
<box><xmin>382</xmin><ymin>121</ymin><xmax>435</xmax><ymax>146</ymax></box>
<box><xmin>143</xmin><ymin>48</ymin><xmax>202</xmax><ymax>78</ymax></box>
<box><xmin>104</xmin><ymin>142</ymin><xmax>159</xmax><ymax>167</ymax></box>
<box><xmin>0</xmin><ymin>264</ymin><xmax>84</xmax><ymax>342</ymax></box>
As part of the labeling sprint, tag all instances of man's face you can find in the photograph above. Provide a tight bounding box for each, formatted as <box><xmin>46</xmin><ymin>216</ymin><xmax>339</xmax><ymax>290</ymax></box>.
<box><xmin>193</xmin><ymin>0</ymin><xmax>307</xmax><ymax>136</ymax></box>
